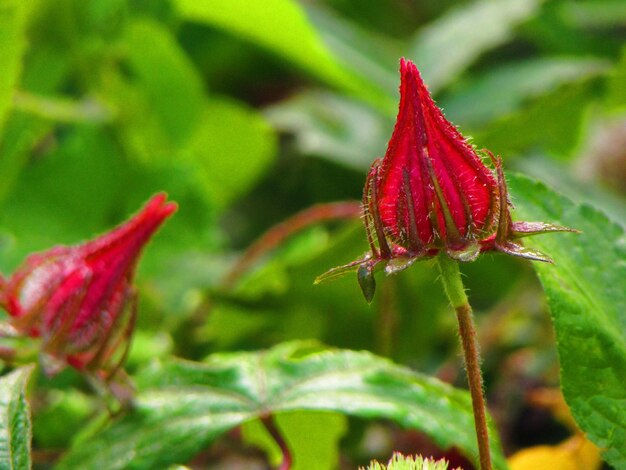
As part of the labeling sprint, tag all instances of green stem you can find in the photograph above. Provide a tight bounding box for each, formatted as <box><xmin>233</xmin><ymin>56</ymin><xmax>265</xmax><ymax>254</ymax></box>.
<box><xmin>13</xmin><ymin>90</ymin><xmax>113</xmax><ymax>123</ymax></box>
<box><xmin>437</xmin><ymin>253</ymin><xmax>492</xmax><ymax>470</ymax></box>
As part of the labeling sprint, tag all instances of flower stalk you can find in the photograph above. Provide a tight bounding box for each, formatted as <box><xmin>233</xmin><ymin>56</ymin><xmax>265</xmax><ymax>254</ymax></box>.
<box><xmin>437</xmin><ymin>254</ymin><xmax>491</xmax><ymax>470</ymax></box>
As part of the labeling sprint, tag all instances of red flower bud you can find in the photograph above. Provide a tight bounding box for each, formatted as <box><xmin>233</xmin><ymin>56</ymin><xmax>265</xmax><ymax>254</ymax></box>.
<box><xmin>0</xmin><ymin>193</ymin><xmax>176</xmax><ymax>377</ymax></box>
<box><xmin>367</xmin><ymin>59</ymin><xmax>499</xmax><ymax>262</ymax></box>
<box><xmin>317</xmin><ymin>59</ymin><xmax>576</xmax><ymax>301</ymax></box>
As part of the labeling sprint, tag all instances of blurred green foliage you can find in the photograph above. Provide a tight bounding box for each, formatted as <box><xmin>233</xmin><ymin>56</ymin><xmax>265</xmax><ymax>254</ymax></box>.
<box><xmin>0</xmin><ymin>0</ymin><xmax>624</xmax><ymax>468</ymax></box>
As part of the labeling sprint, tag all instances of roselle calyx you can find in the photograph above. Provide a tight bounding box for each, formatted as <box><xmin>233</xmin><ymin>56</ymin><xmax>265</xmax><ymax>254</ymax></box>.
<box><xmin>317</xmin><ymin>59</ymin><xmax>576</xmax><ymax>302</ymax></box>
<box><xmin>0</xmin><ymin>193</ymin><xmax>176</xmax><ymax>378</ymax></box>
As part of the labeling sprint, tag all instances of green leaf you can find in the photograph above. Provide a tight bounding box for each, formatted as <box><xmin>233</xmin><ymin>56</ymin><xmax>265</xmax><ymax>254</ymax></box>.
<box><xmin>0</xmin><ymin>113</ymin><xmax>49</xmax><ymax>209</ymax></box>
<box><xmin>559</xmin><ymin>0</ymin><xmax>626</xmax><ymax>29</ymax></box>
<box><xmin>184</xmin><ymin>98</ymin><xmax>277</xmax><ymax>209</ymax></box>
<box><xmin>32</xmin><ymin>390</ymin><xmax>93</xmax><ymax>449</ymax></box>
<box><xmin>410</xmin><ymin>0</ymin><xmax>543</xmax><ymax>93</ymax></box>
<box><xmin>0</xmin><ymin>367</ymin><xmax>34</xmax><ymax>470</ymax></box>
<box><xmin>242</xmin><ymin>411</ymin><xmax>347</xmax><ymax>470</ymax></box>
<box><xmin>606</xmin><ymin>46</ymin><xmax>626</xmax><ymax>111</ymax></box>
<box><xmin>442</xmin><ymin>57</ymin><xmax>608</xmax><ymax>128</ymax></box>
<box><xmin>513</xmin><ymin>157</ymin><xmax>626</xmax><ymax>229</ymax></box>
<box><xmin>102</xmin><ymin>71</ymin><xmax>177</xmax><ymax>164</ymax></box>
<box><xmin>0</xmin><ymin>0</ymin><xmax>35</xmax><ymax>135</ymax></box>
<box><xmin>102</xmin><ymin>19</ymin><xmax>207</xmax><ymax>165</ymax></box>
<box><xmin>520</xmin><ymin>1</ymin><xmax>610</xmax><ymax>57</ymax></box>
<box><xmin>57</xmin><ymin>342</ymin><xmax>507</xmax><ymax>470</ymax></box>
<box><xmin>0</xmin><ymin>127</ymin><xmax>127</xmax><ymax>268</ymax></box>
<box><xmin>0</xmin><ymin>45</ymin><xmax>73</xmax><ymax>209</ymax></box>
<box><xmin>123</xmin><ymin>19</ymin><xmax>205</xmax><ymax>145</ymax></box>
<box><xmin>305</xmin><ymin>5</ymin><xmax>403</xmax><ymax>98</ymax></box>
<box><xmin>173</xmin><ymin>0</ymin><xmax>391</xmax><ymax>111</ymax></box>
<box><xmin>508</xmin><ymin>173</ymin><xmax>626</xmax><ymax>468</ymax></box>
<box><xmin>478</xmin><ymin>80</ymin><xmax>595</xmax><ymax>158</ymax></box>
<box><xmin>264</xmin><ymin>90</ymin><xmax>392</xmax><ymax>171</ymax></box>
<box><xmin>103</xmin><ymin>80</ymin><xmax>276</xmax><ymax>212</ymax></box>
<box><xmin>104</xmin><ymin>19</ymin><xmax>277</xmax><ymax>210</ymax></box>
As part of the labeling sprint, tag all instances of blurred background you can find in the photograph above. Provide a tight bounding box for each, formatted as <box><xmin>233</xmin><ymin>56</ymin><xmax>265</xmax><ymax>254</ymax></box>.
<box><xmin>0</xmin><ymin>0</ymin><xmax>624</xmax><ymax>468</ymax></box>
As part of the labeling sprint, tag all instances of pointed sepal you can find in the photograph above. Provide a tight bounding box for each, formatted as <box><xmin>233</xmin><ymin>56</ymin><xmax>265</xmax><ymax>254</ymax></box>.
<box><xmin>495</xmin><ymin>241</ymin><xmax>554</xmax><ymax>263</ymax></box>
<box><xmin>314</xmin><ymin>257</ymin><xmax>369</xmax><ymax>285</ymax></box>
<box><xmin>511</xmin><ymin>221</ymin><xmax>580</xmax><ymax>238</ymax></box>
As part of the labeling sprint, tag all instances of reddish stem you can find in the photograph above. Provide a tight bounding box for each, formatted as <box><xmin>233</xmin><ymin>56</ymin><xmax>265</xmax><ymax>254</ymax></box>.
<box><xmin>0</xmin><ymin>345</ymin><xmax>16</xmax><ymax>363</ymax></box>
<box><xmin>456</xmin><ymin>303</ymin><xmax>492</xmax><ymax>470</ymax></box>
<box><xmin>438</xmin><ymin>254</ymin><xmax>492</xmax><ymax>470</ymax></box>
<box><xmin>261</xmin><ymin>414</ymin><xmax>292</xmax><ymax>470</ymax></box>
<box><xmin>222</xmin><ymin>201</ymin><xmax>361</xmax><ymax>288</ymax></box>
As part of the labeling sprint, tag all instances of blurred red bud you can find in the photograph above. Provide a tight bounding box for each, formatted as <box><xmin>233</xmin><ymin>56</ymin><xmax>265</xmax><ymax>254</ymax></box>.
<box><xmin>0</xmin><ymin>193</ymin><xmax>176</xmax><ymax>378</ymax></box>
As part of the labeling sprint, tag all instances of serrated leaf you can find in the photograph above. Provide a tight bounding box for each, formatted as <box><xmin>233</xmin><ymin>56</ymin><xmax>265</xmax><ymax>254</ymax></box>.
<box><xmin>56</xmin><ymin>342</ymin><xmax>507</xmax><ymax>470</ymax></box>
<box><xmin>173</xmin><ymin>0</ymin><xmax>391</xmax><ymax>111</ymax></box>
<box><xmin>508</xmin><ymin>173</ymin><xmax>626</xmax><ymax>468</ymax></box>
<box><xmin>514</xmin><ymin>157</ymin><xmax>626</xmax><ymax>229</ymax></box>
<box><xmin>410</xmin><ymin>0</ymin><xmax>543</xmax><ymax>93</ymax></box>
<box><xmin>0</xmin><ymin>367</ymin><xmax>34</xmax><ymax>470</ymax></box>
<box><xmin>0</xmin><ymin>0</ymin><xmax>35</xmax><ymax>135</ymax></box>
